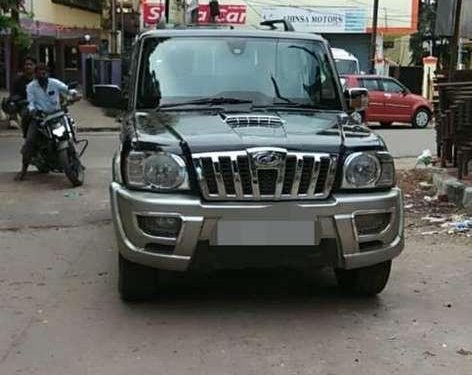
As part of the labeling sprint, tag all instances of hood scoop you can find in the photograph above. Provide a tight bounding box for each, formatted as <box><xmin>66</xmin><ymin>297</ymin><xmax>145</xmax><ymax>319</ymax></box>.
<box><xmin>224</xmin><ymin>115</ymin><xmax>284</xmax><ymax>129</ymax></box>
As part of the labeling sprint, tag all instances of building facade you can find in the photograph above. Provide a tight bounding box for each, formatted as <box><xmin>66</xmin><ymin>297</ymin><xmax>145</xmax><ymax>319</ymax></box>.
<box><xmin>20</xmin><ymin>0</ymin><xmax>103</xmax><ymax>83</ymax></box>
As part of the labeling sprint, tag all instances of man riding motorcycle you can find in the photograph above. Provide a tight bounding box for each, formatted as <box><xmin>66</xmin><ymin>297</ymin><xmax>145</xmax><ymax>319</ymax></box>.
<box><xmin>15</xmin><ymin>63</ymin><xmax>80</xmax><ymax>181</ymax></box>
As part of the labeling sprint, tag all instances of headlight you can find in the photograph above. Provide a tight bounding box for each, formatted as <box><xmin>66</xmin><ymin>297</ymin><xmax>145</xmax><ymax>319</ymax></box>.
<box><xmin>125</xmin><ymin>151</ymin><xmax>189</xmax><ymax>191</ymax></box>
<box><xmin>52</xmin><ymin>125</ymin><xmax>66</xmax><ymax>137</ymax></box>
<box><xmin>342</xmin><ymin>152</ymin><xmax>395</xmax><ymax>189</ymax></box>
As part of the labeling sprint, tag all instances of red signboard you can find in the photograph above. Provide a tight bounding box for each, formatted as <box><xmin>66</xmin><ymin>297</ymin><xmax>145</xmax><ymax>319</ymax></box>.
<box><xmin>141</xmin><ymin>2</ymin><xmax>246</xmax><ymax>25</ymax></box>
<box><xmin>198</xmin><ymin>5</ymin><xmax>246</xmax><ymax>25</ymax></box>
<box><xmin>142</xmin><ymin>2</ymin><xmax>165</xmax><ymax>25</ymax></box>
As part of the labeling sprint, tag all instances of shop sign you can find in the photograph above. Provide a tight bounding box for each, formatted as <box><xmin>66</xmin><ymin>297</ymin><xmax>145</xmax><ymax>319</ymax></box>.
<box><xmin>198</xmin><ymin>5</ymin><xmax>246</xmax><ymax>24</ymax></box>
<box><xmin>142</xmin><ymin>2</ymin><xmax>246</xmax><ymax>25</ymax></box>
<box><xmin>261</xmin><ymin>7</ymin><xmax>366</xmax><ymax>33</ymax></box>
<box><xmin>142</xmin><ymin>2</ymin><xmax>165</xmax><ymax>25</ymax></box>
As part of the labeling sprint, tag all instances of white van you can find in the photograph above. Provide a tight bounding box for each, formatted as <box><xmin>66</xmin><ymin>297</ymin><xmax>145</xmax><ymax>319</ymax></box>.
<box><xmin>331</xmin><ymin>48</ymin><xmax>360</xmax><ymax>75</ymax></box>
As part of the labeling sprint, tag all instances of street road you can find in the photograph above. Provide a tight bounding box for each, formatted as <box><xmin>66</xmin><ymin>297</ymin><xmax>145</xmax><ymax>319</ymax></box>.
<box><xmin>1</xmin><ymin>128</ymin><xmax>471</xmax><ymax>375</ymax></box>
<box><xmin>0</xmin><ymin>126</ymin><xmax>435</xmax><ymax>173</ymax></box>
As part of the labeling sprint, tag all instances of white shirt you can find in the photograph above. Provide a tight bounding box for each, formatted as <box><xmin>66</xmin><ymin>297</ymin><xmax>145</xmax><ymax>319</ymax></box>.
<box><xmin>26</xmin><ymin>78</ymin><xmax>70</xmax><ymax>114</ymax></box>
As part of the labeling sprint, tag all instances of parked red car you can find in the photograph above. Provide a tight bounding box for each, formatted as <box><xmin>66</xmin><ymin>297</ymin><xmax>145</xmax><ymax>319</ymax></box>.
<box><xmin>343</xmin><ymin>75</ymin><xmax>433</xmax><ymax>128</ymax></box>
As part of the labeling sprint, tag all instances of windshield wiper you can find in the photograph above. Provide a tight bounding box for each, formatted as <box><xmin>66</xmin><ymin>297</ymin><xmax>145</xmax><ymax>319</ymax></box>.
<box><xmin>254</xmin><ymin>102</ymin><xmax>323</xmax><ymax>112</ymax></box>
<box><xmin>159</xmin><ymin>97</ymin><xmax>253</xmax><ymax>109</ymax></box>
<box><xmin>270</xmin><ymin>76</ymin><xmax>295</xmax><ymax>104</ymax></box>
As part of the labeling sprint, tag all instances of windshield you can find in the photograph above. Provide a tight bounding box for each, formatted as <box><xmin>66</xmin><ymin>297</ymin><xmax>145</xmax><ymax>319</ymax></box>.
<box><xmin>136</xmin><ymin>37</ymin><xmax>342</xmax><ymax>110</ymax></box>
<box><xmin>335</xmin><ymin>59</ymin><xmax>359</xmax><ymax>75</ymax></box>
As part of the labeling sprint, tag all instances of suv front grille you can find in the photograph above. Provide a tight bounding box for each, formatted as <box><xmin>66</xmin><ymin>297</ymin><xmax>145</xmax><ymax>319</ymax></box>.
<box><xmin>193</xmin><ymin>149</ymin><xmax>337</xmax><ymax>201</ymax></box>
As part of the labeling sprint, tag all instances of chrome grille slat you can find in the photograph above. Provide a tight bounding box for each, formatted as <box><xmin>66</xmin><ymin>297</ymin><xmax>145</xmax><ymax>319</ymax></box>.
<box><xmin>291</xmin><ymin>155</ymin><xmax>304</xmax><ymax>197</ymax></box>
<box><xmin>307</xmin><ymin>159</ymin><xmax>321</xmax><ymax>196</ymax></box>
<box><xmin>211</xmin><ymin>156</ymin><xmax>227</xmax><ymax>197</ymax></box>
<box><xmin>193</xmin><ymin>150</ymin><xmax>337</xmax><ymax>201</ymax></box>
<box><xmin>230</xmin><ymin>155</ymin><xmax>244</xmax><ymax>199</ymax></box>
<box><xmin>249</xmin><ymin>153</ymin><xmax>260</xmax><ymax>199</ymax></box>
<box><xmin>194</xmin><ymin>159</ymin><xmax>210</xmax><ymax>197</ymax></box>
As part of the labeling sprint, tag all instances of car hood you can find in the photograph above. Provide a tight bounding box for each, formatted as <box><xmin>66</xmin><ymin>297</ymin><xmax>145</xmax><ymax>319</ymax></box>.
<box><xmin>130</xmin><ymin>110</ymin><xmax>383</xmax><ymax>154</ymax></box>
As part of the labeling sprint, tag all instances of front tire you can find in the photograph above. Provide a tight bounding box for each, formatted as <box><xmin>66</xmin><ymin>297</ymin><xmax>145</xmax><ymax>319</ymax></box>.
<box><xmin>412</xmin><ymin>108</ymin><xmax>431</xmax><ymax>128</ymax></box>
<box><xmin>118</xmin><ymin>254</ymin><xmax>159</xmax><ymax>301</ymax></box>
<box><xmin>58</xmin><ymin>144</ymin><xmax>84</xmax><ymax>187</ymax></box>
<box><xmin>335</xmin><ymin>260</ymin><xmax>392</xmax><ymax>297</ymax></box>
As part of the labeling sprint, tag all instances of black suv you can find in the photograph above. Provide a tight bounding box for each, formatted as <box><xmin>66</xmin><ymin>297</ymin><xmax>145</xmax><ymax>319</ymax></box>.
<box><xmin>95</xmin><ymin>22</ymin><xmax>403</xmax><ymax>301</ymax></box>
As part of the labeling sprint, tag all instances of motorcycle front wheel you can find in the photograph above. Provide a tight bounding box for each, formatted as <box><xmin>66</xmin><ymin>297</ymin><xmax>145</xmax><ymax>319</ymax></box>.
<box><xmin>58</xmin><ymin>143</ymin><xmax>84</xmax><ymax>187</ymax></box>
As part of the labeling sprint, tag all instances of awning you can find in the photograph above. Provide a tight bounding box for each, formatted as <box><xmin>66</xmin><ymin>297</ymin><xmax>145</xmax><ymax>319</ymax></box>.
<box><xmin>21</xmin><ymin>19</ymin><xmax>101</xmax><ymax>39</ymax></box>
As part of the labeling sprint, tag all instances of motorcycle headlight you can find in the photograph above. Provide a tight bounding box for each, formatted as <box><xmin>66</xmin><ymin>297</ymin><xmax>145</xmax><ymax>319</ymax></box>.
<box><xmin>342</xmin><ymin>152</ymin><xmax>395</xmax><ymax>189</ymax></box>
<box><xmin>125</xmin><ymin>151</ymin><xmax>189</xmax><ymax>191</ymax></box>
<box><xmin>52</xmin><ymin>124</ymin><xmax>66</xmax><ymax>137</ymax></box>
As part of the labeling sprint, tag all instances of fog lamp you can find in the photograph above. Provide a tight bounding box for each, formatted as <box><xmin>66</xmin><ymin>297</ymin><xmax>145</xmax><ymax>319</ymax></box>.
<box><xmin>355</xmin><ymin>212</ymin><xmax>391</xmax><ymax>236</ymax></box>
<box><xmin>137</xmin><ymin>215</ymin><xmax>182</xmax><ymax>238</ymax></box>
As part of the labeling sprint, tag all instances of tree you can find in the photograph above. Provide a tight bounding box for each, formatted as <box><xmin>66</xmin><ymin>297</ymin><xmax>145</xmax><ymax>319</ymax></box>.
<box><xmin>0</xmin><ymin>0</ymin><xmax>32</xmax><ymax>50</ymax></box>
<box><xmin>409</xmin><ymin>0</ymin><xmax>437</xmax><ymax>65</ymax></box>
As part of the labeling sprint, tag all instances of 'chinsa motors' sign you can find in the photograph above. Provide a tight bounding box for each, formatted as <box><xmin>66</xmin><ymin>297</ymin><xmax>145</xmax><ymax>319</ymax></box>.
<box><xmin>261</xmin><ymin>7</ymin><xmax>366</xmax><ymax>33</ymax></box>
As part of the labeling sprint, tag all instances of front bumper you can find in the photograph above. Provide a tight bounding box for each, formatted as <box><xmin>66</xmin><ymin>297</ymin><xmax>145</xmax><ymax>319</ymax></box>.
<box><xmin>110</xmin><ymin>182</ymin><xmax>404</xmax><ymax>271</ymax></box>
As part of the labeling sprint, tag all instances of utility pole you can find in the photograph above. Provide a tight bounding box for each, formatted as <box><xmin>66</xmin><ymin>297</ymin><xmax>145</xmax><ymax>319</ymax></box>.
<box><xmin>449</xmin><ymin>0</ymin><xmax>462</xmax><ymax>79</ymax></box>
<box><xmin>111</xmin><ymin>0</ymin><xmax>118</xmax><ymax>55</ymax></box>
<box><xmin>369</xmin><ymin>0</ymin><xmax>380</xmax><ymax>74</ymax></box>
<box><xmin>120</xmin><ymin>2</ymin><xmax>125</xmax><ymax>54</ymax></box>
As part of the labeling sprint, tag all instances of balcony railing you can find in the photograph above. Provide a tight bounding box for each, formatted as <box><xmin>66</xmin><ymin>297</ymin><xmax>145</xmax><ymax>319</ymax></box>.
<box><xmin>52</xmin><ymin>0</ymin><xmax>102</xmax><ymax>13</ymax></box>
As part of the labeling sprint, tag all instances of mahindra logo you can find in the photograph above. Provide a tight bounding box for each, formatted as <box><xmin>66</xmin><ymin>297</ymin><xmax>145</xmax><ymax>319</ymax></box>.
<box><xmin>253</xmin><ymin>151</ymin><xmax>283</xmax><ymax>168</ymax></box>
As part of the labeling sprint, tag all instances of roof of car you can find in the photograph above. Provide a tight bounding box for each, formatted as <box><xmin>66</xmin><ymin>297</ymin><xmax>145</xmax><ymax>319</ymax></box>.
<box><xmin>139</xmin><ymin>27</ymin><xmax>327</xmax><ymax>42</ymax></box>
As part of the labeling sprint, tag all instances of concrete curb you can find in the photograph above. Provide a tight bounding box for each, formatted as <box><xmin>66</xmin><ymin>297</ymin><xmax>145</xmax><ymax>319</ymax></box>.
<box><xmin>432</xmin><ymin>170</ymin><xmax>472</xmax><ymax>214</ymax></box>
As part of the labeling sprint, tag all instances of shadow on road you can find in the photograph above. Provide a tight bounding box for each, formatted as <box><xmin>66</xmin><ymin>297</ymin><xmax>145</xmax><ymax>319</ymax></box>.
<box><xmin>122</xmin><ymin>268</ymin><xmax>386</xmax><ymax>313</ymax></box>
<box><xmin>2</xmin><ymin>171</ymin><xmax>79</xmax><ymax>190</ymax></box>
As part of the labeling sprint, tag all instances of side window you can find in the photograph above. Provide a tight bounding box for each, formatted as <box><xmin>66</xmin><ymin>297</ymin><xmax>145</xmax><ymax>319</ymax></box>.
<box><xmin>360</xmin><ymin>78</ymin><xmax>380</xmax><ymax>91</ymax></box>
<box><xmin>383</xmin><ymin>79</ymin><xmax>404</xmax><ymax>93</ymax></box>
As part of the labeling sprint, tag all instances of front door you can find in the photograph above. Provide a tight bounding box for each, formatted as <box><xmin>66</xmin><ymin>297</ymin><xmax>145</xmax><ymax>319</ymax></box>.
<box><xmin>381</xmin><ymin>78</ymin><xmax>413</xmax><ymax>122</ymax></box>
<box><xmin>360</xmin><ymin>77</ymin><xmax>385</xmax><ymax>122</ymax></box>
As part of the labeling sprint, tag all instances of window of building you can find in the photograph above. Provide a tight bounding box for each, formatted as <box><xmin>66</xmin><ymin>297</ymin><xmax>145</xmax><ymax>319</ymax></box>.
<box><xmin>65</xmin><ymin>46</ymin><xmax>79</xmax><ymax>70</ymax></box>
<box><xmin>52</xmin><ymin>0</ymin><xmax>102</xmax><ymax>13</ymax></box>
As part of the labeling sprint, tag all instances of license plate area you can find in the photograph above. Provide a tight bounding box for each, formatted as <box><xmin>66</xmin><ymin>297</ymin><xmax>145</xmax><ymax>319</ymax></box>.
<box><xmin>216</xmin><ymin>220</ymin><xmax>315</xmax><ymax>246</ymax></box>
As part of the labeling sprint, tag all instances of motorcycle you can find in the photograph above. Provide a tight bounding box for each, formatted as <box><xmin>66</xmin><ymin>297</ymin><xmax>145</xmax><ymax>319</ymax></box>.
<box><xmin>30</xmin><ymin>94</ymin><xmax>88</xmax><ymax>187</ymax></box>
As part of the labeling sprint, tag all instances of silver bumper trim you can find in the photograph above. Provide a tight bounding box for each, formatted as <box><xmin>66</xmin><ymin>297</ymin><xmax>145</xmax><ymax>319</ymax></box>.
<box><xmin>110</xmin><ymin>182</ymin><xmax>404</xmax><ymax>271</ymax></box>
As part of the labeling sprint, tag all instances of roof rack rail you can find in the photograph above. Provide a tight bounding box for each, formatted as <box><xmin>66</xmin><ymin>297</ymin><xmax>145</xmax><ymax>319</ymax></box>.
<box><xmin>260</xmin><ymin>19</ymin><xmax>295</xmax><ymax>32</ymax></box>
<box><xmin>182</xmin><ymin>23</ymin><xmax>235</xmax><ymax>29</ymax></box>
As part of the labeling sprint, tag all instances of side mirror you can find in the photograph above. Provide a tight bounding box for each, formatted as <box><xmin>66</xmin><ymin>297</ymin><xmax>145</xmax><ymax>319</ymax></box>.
<box><xmin>92</xmin><ymin>84</ymin><xmax>125</xmax><ymax>109</ymax></box>
<box><xmin>345</xmin><ymin>87</ymin><xmax>369</xmax><ymax>112</ymax></box>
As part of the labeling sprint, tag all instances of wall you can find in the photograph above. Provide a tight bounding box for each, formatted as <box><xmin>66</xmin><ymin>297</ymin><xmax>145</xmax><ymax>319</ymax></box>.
<box><xmin>24</xmin><ymin>0</ymin><xmax>101</xmax><ymax>28</ymax></box>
